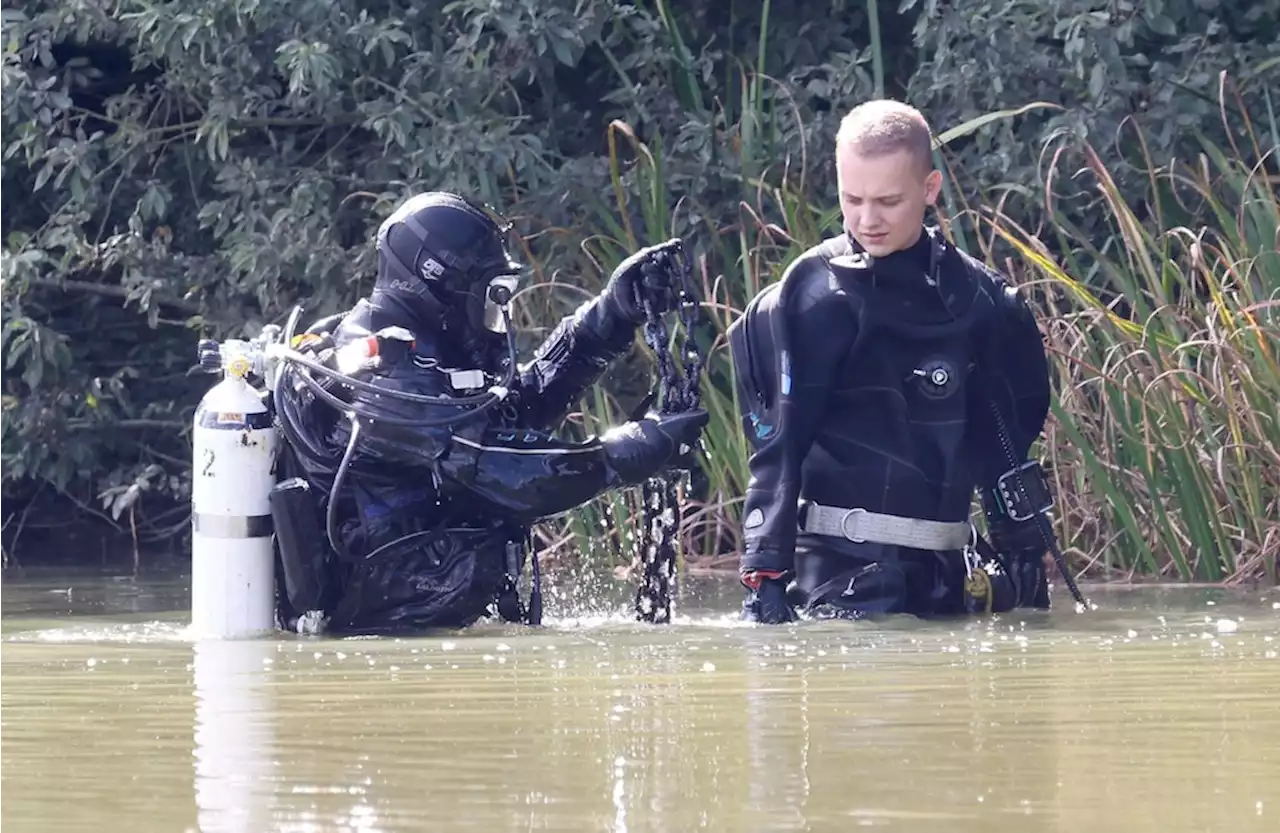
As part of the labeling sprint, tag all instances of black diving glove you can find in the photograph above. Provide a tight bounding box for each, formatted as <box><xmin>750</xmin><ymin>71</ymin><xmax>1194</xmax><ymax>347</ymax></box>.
<box><xmin>600</xmin><ymin>409</ymin><xmax>709</xmax><ymax>486</ymax></box>
<box><xmin>599</xmin><ymin>238</ymin><xmax>684</xmax><ymax>325</ymax></box>
<box><xmin>740</xmin><ymin>570</ymin><xmax>798</xmax><ymax>624</ymax></box>
<box><xmin>986</xmin><ymin>513</ymin><xmax>1052</xmax><ymax>609</ymax></box>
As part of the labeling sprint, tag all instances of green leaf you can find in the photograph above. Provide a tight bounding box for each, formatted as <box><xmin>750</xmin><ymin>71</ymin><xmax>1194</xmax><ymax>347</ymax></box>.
<box><xmin>552</xmin><ymin>38</ymin><xmax>574</xmax><ymax>67</ymax></box>
<box><xmin>1088</xmin><ymin>62</ymin><xmax>1106</xmax><ymax>100</ymax></box>
<box><xmin>1148</xmin><ymin>14</ymin><xmax>1177</xmax><ymax>36</ymax></box>
<box><xmin>933</xmin><ymin>102</ymin><xmax>1064</xmax><ymax>148</ymax></box>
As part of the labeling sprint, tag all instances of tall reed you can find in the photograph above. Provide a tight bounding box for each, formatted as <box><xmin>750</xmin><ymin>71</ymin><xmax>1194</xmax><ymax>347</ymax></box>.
<box><xmin>980</xmin><ymin>97</ymin><xmax>1279</xmax><ymax>584</ymax></box>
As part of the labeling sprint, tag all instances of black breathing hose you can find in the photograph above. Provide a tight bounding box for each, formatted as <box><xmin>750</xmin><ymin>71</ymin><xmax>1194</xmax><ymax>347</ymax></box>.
<box><xmin>326</xmin><ymin>414</ymin><xmax>361</xmax><ymax>560</ymax></box>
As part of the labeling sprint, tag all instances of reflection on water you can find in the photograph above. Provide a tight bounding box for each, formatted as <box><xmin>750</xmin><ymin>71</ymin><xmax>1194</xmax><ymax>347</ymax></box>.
<box><xmin>192</xmin><ymin>640</ymin><xmax>277</xmax><ymax>833</ymax></box>
<box><xmin>1</xmin><ymin>569</ymin><xmax>1277</xmax><ymax>832</ymax></box>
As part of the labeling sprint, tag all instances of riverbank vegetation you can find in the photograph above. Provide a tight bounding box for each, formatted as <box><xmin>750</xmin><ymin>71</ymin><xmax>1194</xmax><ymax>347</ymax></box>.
<box><xmin>3</xmin><ymin>1</ymin><xmax>1276</xmax><ymax>584</ymax></box>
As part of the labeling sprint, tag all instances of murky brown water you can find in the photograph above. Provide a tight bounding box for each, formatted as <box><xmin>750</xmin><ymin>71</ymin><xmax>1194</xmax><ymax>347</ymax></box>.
<box><xmin>2</xmin><ymin>568</ymin><xmax>1278</xmax><ymax>832</ymax></box>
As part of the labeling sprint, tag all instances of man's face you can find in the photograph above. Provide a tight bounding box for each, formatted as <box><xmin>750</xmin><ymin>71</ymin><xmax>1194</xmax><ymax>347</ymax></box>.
<box><xmin>836</xmin><ymin>145</ymin><xmax>942</xmax><ymax>257</ymax></box>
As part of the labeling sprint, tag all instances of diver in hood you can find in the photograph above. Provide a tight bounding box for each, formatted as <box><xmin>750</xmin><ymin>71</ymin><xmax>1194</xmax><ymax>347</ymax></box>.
<box><xmin>272</xmin><ymin>191</ymin><xmax>708</xmax><ymax>634</ymax></box>
<box><xmin>728</xmin><ymin>101</ymin><xmax>1059</xmax><ymax>623</ymax></box>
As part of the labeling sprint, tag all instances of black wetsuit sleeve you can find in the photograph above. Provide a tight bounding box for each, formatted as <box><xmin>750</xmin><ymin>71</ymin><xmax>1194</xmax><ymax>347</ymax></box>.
<box><xmin>316</xmin><ymin>364</ymin><xmax>621</xmax><ymax>526</ymax></box>
<box><xmin>438</xmin><ymin>426</ymin><xmax>617</xmax><ymax>522</ymax></box>
<box><xmin>974</xmin><ymin>277</ymin><xmax>1052</xmax><ymax>481</ymax></box>
<box><xmin>734</xmin><ymin>271</ymin><xmax>855</xmax><ymax>574</ymax></box>
<box><xmin>997</xmin><ymin>284</ymin><xmax>1052</xmax><ymax>458</ymax></box>
<box><xmin>512</xmin><ymin>295</ymin><xmax>636</xmax><ymax>430</ymax></box>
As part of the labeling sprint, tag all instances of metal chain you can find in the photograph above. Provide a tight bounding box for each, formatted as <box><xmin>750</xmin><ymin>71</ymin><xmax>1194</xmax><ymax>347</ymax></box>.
<box><xmin>633</xmin><ymin>244</ymin><xmax>704</xmax><ymax>623</ymax></box>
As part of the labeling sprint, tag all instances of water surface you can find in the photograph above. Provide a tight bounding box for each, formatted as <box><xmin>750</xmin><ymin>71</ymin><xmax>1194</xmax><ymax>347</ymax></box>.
<box><xmin>3</xmin><ymin>568</ymin><xmax>1277</xmax><ymax>832</ymax></box>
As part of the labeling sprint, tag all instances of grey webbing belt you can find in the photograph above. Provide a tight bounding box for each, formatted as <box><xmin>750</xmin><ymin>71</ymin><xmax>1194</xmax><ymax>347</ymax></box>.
<box><xmin>798</xmin><ymin>502</ymin><xmax>971</xmax><ymax>551</ymax></box>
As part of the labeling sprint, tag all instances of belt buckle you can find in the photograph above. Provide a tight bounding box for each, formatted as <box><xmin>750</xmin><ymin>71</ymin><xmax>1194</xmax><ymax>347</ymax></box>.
<box><xmin>840</xmin><ymin>507</ymin><xmax>868</xmax><ymax>543</ymax></box>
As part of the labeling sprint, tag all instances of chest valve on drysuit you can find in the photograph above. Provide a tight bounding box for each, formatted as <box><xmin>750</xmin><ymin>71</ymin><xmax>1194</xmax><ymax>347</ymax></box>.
<box><xmin>910</xmin><ymin>357</ymin><xmax>962</xmax><ymax>399</ymax></box>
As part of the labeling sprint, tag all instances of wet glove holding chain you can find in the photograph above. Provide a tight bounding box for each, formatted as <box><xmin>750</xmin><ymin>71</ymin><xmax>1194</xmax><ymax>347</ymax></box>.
<box><xmin>600</xmin><ymin>239</ymin><xmax>684</xmax><ymax>326</ymax></box>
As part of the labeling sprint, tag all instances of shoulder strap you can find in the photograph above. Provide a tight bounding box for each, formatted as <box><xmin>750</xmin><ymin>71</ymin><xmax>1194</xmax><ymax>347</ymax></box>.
<box><xmin>727</xmin><ymin>281</ymin><xmax>783</xmax><ymax>415</ymax></box>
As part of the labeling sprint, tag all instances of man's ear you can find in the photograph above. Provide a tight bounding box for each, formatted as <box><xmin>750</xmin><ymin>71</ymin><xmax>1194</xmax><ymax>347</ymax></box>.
<box><xmin>924</xmin><ymin>169</ymin><xmax>943</xmax><ymax>205</ymax></box>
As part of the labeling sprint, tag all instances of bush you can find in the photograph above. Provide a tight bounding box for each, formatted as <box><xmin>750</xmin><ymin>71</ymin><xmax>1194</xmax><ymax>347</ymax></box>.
<box><xmin>2</xmin><ymin>0</ymin><xmax>1276</xmax><ymax>581</ymax></box>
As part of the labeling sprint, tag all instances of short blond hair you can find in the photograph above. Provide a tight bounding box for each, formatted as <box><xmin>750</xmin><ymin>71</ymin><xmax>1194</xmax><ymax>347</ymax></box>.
<box><xmin>836</xmin><ymin>99</ymin><xmax>935</xmax><ymax>172</ymax></box>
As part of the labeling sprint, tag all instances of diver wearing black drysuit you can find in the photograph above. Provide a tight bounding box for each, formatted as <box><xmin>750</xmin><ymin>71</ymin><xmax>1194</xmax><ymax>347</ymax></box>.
<box><xmin>728</xmin><ymin>226</ymin><xmax>1057</xmax><ymax>622</ymax></box>
<box><xmin>271</xmin><ymin>192</ymin><xmax>708</xmax><ymax>634</ymax></box>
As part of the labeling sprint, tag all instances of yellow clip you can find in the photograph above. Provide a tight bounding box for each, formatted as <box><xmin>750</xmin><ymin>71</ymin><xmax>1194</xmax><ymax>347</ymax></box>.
<box><xmin>965</xmin><ymin>569</ymin><xmax>994</xmax><ymax>614</ymax></box>
<box><xmin>226</xmin><ymin>356</ymin><xmax>251</xmax><ymax>379</ymax></box>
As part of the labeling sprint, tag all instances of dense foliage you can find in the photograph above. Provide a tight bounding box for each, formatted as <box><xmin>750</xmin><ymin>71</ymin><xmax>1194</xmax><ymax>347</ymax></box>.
<box><xmin>3</xmin><ymin>0</ymin><xmax>1277</xmax><ymax>580</ymax></box>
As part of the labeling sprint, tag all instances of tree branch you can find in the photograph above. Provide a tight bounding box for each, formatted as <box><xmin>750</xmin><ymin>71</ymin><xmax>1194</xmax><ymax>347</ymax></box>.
<box><xmin>67</xmin><ymin>418</ymin><xmax>188</xmax><ymax>430</ymax></box>
<box><xmin>18</xmin><ymin>277</ymin><xmax>201</xmax><ymax>315</ymax></box>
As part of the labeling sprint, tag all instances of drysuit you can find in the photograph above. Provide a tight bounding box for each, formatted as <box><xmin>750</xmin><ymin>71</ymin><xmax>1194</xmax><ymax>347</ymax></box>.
<box><xmin>270</xmin><ymin>192</ymin><xmax>707</xmax><ymax>634</ymax></box>
<box><xmin>728</xmin><ymin>226</ymin><xmax>1056</xmax><ymax>621</ymax></box>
